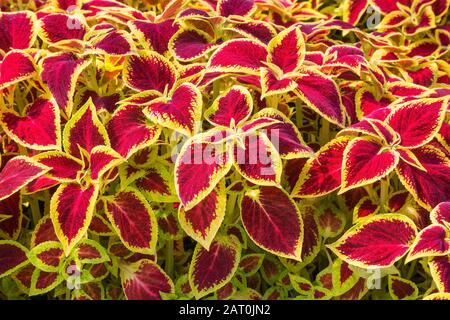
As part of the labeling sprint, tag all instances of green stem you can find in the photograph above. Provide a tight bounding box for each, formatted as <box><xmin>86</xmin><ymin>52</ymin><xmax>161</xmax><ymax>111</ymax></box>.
<box><xmin>319</xmin><ymin>119</ymin><xmax>329</xmax><ymax>146</ymax></box>
<box><xmin>364</xmin><ymin>185</ymin><xmax>378</xmax><ymax>202</ymax></box>
<box><xmin>43</xmin><ymin>191</ymin><xmax>51</xmax><ymax>216</ymax></box>
<box><xmin>295</xmin><ymin>99</ymin><xmax>303</xmax><ymax>128</ymax></box>
<box><xmin>30</xmin><ymin>198</ymin><xmax>41</xmax><ymax>226</ymax></box>
<box><xmin>165</xmin><ymin>240</ymin><xmax>174</xmax><ymax>279</ymax></box>
<box><xmin>266</xmin><ymin>95</ymin><xmax>278</xmax><ymax>109</ymax></box>
<box><xmin>213</xmin><ymin>81</ymin><xmax>220</xmax><ymax>99</ymax></box>
<box><xmin>406</xmin><ymin>261</ymin><xmax>417</xmax><ymax>279</ymax></box>
<box><xmin>406</xmin><ymin>260</ymin><xmax>417</xmax><ymax>280</ymax></box>
<box><xmin>380</xmin><ymin>177</ymin><xmax>389</xmax><ymax>211</ymax></box>
<box><xmin>225</xmin><ymin>193</ymin><xmax>238</xmax><ymax>223</ymax></box>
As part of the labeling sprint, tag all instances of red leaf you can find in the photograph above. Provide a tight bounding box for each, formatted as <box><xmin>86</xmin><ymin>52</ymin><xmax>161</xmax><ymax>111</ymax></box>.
<box><xmin>241</xmin><ymin>187</ymin><xmax>303</xmax><ymax>260</ymax></box>
<box><xmin>189</xmin><ymin>236</ymin><xmax>241</xmax><ymax>298</ymax></box>
<box><xmin>292</xmin><ymin>136</ymin><xmax>351</xmax><ymax>197</ymax></box>
<box><xmin>107</xmin><ymin>104</ymin><xmax>161</xmax><ymax>159</ymax></box>
<box><xmin>0</xmin><ymin>156</ymin><xmax>49</xmax><ymax>201</ymax></box>
<box><xmin>121</xmin><ymin>259</ymin><xmax>174</xmax><ymax>300</ymax></box>
<box><xmin>328</xmin><ymin>214</ymin><xmax>417</xmax><ymax>268</ymax></box>
<box><xmin>105</xmin><ymin>188</ymin><xmax>158</xmax><ymax>254</ymax></box>
<box><xmin>386</xmin><ymin>98</ymin><xmax>448</xmax><ymax>148</ymax></box>
<box><xmin>406</xmin><ymin>224</ymin><xmax>450</xmax><ymax>262</ymax></box>
<box><xmin>340</xmin><ymin>138</ymin><xmax>399</xmax><ymax>193</ymax></box>
<box><xmin>0</xmin><ymin>240</ymin><xmax>28</xmax><ymax>277</ymax></box>
<box><xmin>0</xmin><ymin>50</ymin><xmax>35</xmax><ymax>90</ymax></box>
<box><xmin>50</xmin><ymin>183</ymin><xmax>99</xmax><ymax>254</ymax></box>
<box><xmin>1</xmin><ymin>99</ymin><xmax>60</xmax><ymax>150</ymax></box>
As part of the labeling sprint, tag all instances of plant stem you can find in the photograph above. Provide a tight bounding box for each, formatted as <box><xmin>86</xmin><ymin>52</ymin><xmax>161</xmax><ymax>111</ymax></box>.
<box><xmin>165</xmin><ymin>240</ymin><xmax>174</xmax><ymax>279</ymax></box>
<box><xmin>295</xmin><ymin>99</ymin><xmax>303</xmax><ymax>128</ymax></box>
<box><xmin>406</xmin><ymin>260</ymin><xmax>417</xmax><ymax>280</ymax></box>
<box><xmin>319</xmin><ymin>119</ymin><xmax>329</xmax><ymax>146</ymax></box>
<box><xmin>225</xmin><ymin>193</ymin><xmax>238</xmax><ymax>223</ymax></box>
<box><xmin>43</xmin><ymin>191</ymin><xmax>51</xmax><ymax>216</ymax></box>
<box><xmin>213</xmin><ymin>81</ymin><xmax>220</xmax><ymax>99</ymax></box>
<box><xmin>30</xmin><ymin>198</ymin><xmax>41</xmax><ymax>226</ymax></box>
<box><xmin>380</xmin><ymin>177</ymin><xmax>389</xmax><ymax>211</ymax></box>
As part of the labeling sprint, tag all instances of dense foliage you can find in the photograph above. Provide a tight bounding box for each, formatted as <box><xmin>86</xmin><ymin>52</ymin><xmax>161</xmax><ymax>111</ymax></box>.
<box><xmin>0</xmin><ymin>0</ymin><xmax>449</xmax><ymax>300</ymax></box>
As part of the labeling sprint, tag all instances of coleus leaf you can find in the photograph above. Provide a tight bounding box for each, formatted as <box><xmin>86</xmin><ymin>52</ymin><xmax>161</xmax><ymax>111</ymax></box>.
<box><xmin>217</xmin><ymin>0</ymin><xmax>256</xmax><ymax>17</ymax></box>
<box><xmin>207</xmin><ymin>39</ymin><xmax>267</xmax><ymax>74</ymax></box>
<box><xmin>332</xmin><ymin>259</ymin><xmax>360</xmax><ymax>295</ymax></box>
<box><xmin>233</xmin><ymin>132</ymin><xmax>282</xmax><ymax>186</ymax></box>
<box><xmin>386</xmin><ymin>98</ymin><xmax>448</xmax><ymax>148</ymax></box>
<box><xmin>107</xmin><ymin>104</ymin><xmax>161</xmax><ymax>159</ymax></box>
<box><xmin>431</xmin><ymin>202</ymin><xmax>450</xmax><ymax>228</ymax></box>
<box><xmin>0</xmin><ymin>192</ymin><xmax>22</xmax><ymax>239</ymax></box>
<box><xmin>241</xmin><ymin>186</ymin><xmax>303</xmax><ymax>260</ymax></box>
<box><xmin>128</xmin><ymin>19</ymin><xmax>179</xmax><ymax>55</ymax></box>
<box><xmin>0</xmin><ymin>11</ymin><xmax>37</xmax><ymax>52</ymax></box>
<box><xmin>76</xmin><ymin>239</ymin><xmax>109</xmax><ymax>264</ymax></box>
<box><xmin>396</xmin><ymin>145</ymin><xmax>450</xmax><ymax>210</ymax></box>
<box><xmin>123</xmin><ymin>52</ymin><xmax>178</xmax><ymax>93</ymax></box>
<box><xmin>1</xmin><ymin>98</ymin><xmax>61</xmax><ymax>151</ymax></box>
<box><xmin>294</xmin><ymin>69</ymin><xmax>345</xmax><ymax>127</ymax></box>
<box><xmin>317</xmin><ymin>205</ymin><xmax>346</xmax><ymax>238</ymax></box>
<box><xmin>175</xmin><ymin>132</ymin><xmax>232</xmax><ymax>210</ymax></box>
<box><xmin>33</xmin><ymin>151</ymin><xmax>83</xmax><ymax>182</ymax></box>
<box><xmin>387</xmin><ymin>191</ymin><xmax>410</xmax><ymax>212</ymax></box>
<box><xmin>423</xmin><ymin>292</ymin><xmax>450</xmax><ymax>300</ymax></box>
<box><xmin>289</xmin><ymin>274</ymin><xmax>313</xmax><ymax>295</ymax></box>
<box><xmin>50</xmin><ymin>183</ymin><xmax>99</xmax><ymax>255</ymax></box>
<box><xmin>0</xmin><ymin>156</ymin><xmax>50</xmax><ymax>201</ymax></box>
<box><xmin>216</xmin><ymin>282</ymin><xmax>235</xmax><ymax>300</ymax></box>
<box><xmin>252</xmin><ymin>108</ymin><xmax>314</xmax><ymax>159</ymax></box>
<box><xmin>322</xmin><ymin>45</ymin><xmax>367</xmax><ymax>75</ymax></box>
<box><xmin>31</xmin><ymin>216</ymin><xmax>58</xmax><ymax>247</ymax></box>
<box><xmin>135</xmin><ymin>162</ymin><xmax>176</xmax><ymax>202</ymax></box>
<box><xmin>0</xmin><ymin>50</ymin><xmax>36</xmax><ymax>90</ymax></box>
<box><xmin>224</xmin><ymin>20</ymin><xmax>276</xmax><ymax>45</ymax></box>
<box><xmin>239</xmin><ymin>253</ymin><xmax>264</xmax><ymax>277</ymax></box>
<box><xmin>292</xmin><ymin>136</ymin><xmax>352</xmax><ymax>198</ymax></box>
<box><xmin>405</xmin><ymin>224</ymin><xmax>450</xmax><ymax>262</ymax></box>
<box><xmin>342</xmin><ymin>0</ymin><xmax>369</xmax><ymax>25</ymax></box>
<box><xmin>87</xmin><ymin>29</ymin><xmax>134</xmax><ymax>56</ymax></box>
<box><xmin>63</xmin><ymin>99</ymin><xmax>110</xmax><ymax>158</ymax></box>
<box><xmin>104</xmin><ymin>188</ymin><xmax>158</xmax><ymax>255</ymax></box>
<box><xmin>0</xmin><ymin>240</ymin><xmax>29</xmax><ymax>278</ymax></box>
<box><xmin>388</xmin><ymin>275</ymin><xmax>418</xmax><ymax>300</ymax></box>
<box><xmin>89</xmin><ymin>214</ymin><xmax>114</xmax><ymax>236</ymax></box>
<box><xmin>39</xmin><ymin>13</ymin><xmax>86</xmax><ymax>43</ymax></box>
<box><xmin>340</xmin><ymin>138</ymin><xmax>399</xmax><ymax>193</ymax></box>
<box><xmin>169</xmin><ymin>28</ymin><xmax>217</xmax><ymax>62</ymax></box>
<box><xmin>267</xmin><ymin>26</ymin><xmax>305</xmax><ymax>74</ymax></box>
<box><xmin>204</xmin><ymin>85</ymin><xmax>253</xmax><ymax>128</ymax></box>
<box><xmin>89</xmin><ymin>145</ymin><xmax>123</xmax><ymax>182</ymax></box>
<box><xmin>120</xmin><ymin>259</ymin><xmax>174</xmax><ymax>300</ymax></box>
<box><xmin>27</xmin><ymin>241</ymin><xmax>64</xmax><ymax>272</ymax></box>
<box><xmin>41</xmin><ymin>52</ymin><xmax>91</xmax><ymax>115</ymax></box>
<box><xmin>12</xmin><ymin>263</ymin><xmax>34</xmax><ymax>292</ymax></box>
<box><xmin>299</xmin><ymin>205</ymin><xmax>321</xmax><ymax>264</ymax></box>
<box><xmin>355</xmin><ymin>88</ymin><xmax>391</xmax><ymax>119</ymax></box>
<box><xmin>260</xmin><ymin>67</ymin><xmax>297</xmax><ymax>98</ymax></box>
<box><xmin>29</xmin><ymin>269</ymin><xmax>62</xmax><ymax>296</ymax></box>
<box><xmin>189</xmin><ymin>235</ymin><xmax>241</xmax><ymax>299</ymax></box>
<box><xmin>353</xmin><ymin>196</ymin><xmax>379</xmax><ymax>222</ymax></box>
<box><xmin>51</xmin><ymin>0</ymin><xmax>82</xmax><ymax>11</ymax></box>
<box><xmin>178</xmin><ymin>180</ymin><xmax>226</xmax><ymax>249</ymax></box>
<box><xmin>143</xmin><ymin>83</ymin><xmax>203</xmax><ymax>136</ymax></box>
<box><xmin>429</xmin><ymin>255</ymin><xmax>450</xmax><ymax>293</ymax></box>
<box><xmin>328</xmin><ymin>214</ymin><xmax>417</xmax><ymax>268</ymax></box>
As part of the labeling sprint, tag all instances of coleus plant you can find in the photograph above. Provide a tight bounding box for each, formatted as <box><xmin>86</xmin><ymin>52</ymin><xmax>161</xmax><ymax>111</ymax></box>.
<box><xmin>0</xmin><ymin>0</ymin><xmax>449</xmax><ymax>301</ymax></box>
